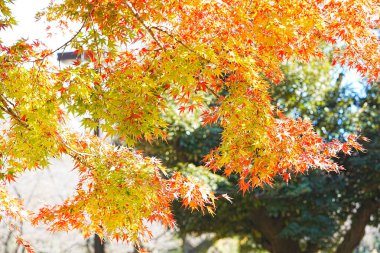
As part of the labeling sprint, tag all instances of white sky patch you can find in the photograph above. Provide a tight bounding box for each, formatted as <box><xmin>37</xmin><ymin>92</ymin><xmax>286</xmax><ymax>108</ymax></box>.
<box><xmin>1</xmin><ymin>0</ymin><xmax>77</xmax><ymax>54</ymax></box>
<box><xmin>3</xmin><ymin>0</ymin><xmax>50</xmax><ymax>45</ymax></box>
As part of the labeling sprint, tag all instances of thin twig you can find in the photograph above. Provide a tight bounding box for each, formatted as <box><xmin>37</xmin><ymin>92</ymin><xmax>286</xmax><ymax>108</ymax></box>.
<box><xmin>31</xmin><ymin>20</ymin><xmax>88</xmax><ymax>63</ymax></box>
<box><xmin>151</xmin><ymin>26</ymin><xmax>211</xmax><ymax>63</ymax></box>
<box><xmin>125</xmin><ymin>1</ymin><xmax>165</xmax><ymax>51</ymax></box>
<box><xmin>56</xmin><ymin>134</ymin><xmax>96</xmax><ymax>157</ymax></box>
<box><xmin>90</xmin><ymin>12</ymin><xmax>103</xmax><ymax>74</ymax></box>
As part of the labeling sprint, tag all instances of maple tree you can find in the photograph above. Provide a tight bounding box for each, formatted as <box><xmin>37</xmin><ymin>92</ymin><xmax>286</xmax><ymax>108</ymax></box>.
<box><xmin>0</xmin><ymin>0</ymin><xmax>379</xmax><ymax>248</ymax></box>
<box><xmin>172</xmin><ymin>60</ymin><xmax>379</xmax><ymax>253</ymax></box>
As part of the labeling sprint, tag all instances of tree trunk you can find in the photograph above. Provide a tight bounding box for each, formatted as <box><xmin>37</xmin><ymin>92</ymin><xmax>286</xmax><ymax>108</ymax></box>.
<box><xmin>335</xmin><ymin>199</ymin><xmax>379</xmax><ymax>253</ymax></box>
<box><xmin>250</xmin><ymin>207</ymin><xmax>302</xmax><ymax>253</ymax></box>
<box><xmin>270</xmin><ymin>238</ymin><xmax>302</xmax><ymax>253</ymax></box>
<box><xmin>93</xmin><ymin>125</ymin><xmax>105</xmax><ymax>253</ymax></box>
<box><xmin>94</xmin><ymin>234</ymin><xmax>105</xmax><ymax>253</ymax></box>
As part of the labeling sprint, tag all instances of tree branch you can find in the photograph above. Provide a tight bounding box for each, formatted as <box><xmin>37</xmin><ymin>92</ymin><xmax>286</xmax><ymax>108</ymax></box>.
<box><xmin>335</xmin><ymin>198</ymin><xmax>380</xmax><ymax>253</ymax></box>
<box><xmin>32</xmin><ymin>19</ymin><xmax>87</xmax><ymax>63</ymax></box>
<box><xmin>116</xmin><ymin>6</ymin><xmax>221</xmax><ymax>98</ymax></box>
<box><xmin>249</xmin><ymin>206</ymin><xmax>302</xmax><ymax>253</ymax></box>
<box><xmin>0</xmin><ymin>94</ymin><xmax>29</xmax><ymax>128</ymax></box>
<box><xmin>0</xmin><ymin>93</ymin><xmax>96</xmax><ymax>172</ymax></box>
<box><xmin>125</xmin><ymin>1</ymin><xmax>165</xmax><ymax>51</ymax></box>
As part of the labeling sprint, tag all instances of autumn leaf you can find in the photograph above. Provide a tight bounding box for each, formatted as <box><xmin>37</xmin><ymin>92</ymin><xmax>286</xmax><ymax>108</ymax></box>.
<box><xmin>16</xmin><ymin>237</ymin><xmax>36</xmax><ymax>253</ymax></box>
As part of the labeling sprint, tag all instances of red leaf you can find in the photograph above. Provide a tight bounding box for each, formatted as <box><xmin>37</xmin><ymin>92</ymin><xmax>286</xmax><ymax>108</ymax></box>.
<box><xmin>16</xmin><ymin>237</ymin><xmax>36</xmax><ymax>253</ymax></box>
<box><xmin>178</xmin><ymin>106</ymin><xmax>186</xmax><ymax>113</ymax></box>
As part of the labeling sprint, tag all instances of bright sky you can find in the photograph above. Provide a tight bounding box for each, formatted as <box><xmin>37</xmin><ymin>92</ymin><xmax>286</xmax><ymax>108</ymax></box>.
<box><xmin>2</xmin><ymin>0</ymin><xmax>74</xmax><ymax>52</ymax></box>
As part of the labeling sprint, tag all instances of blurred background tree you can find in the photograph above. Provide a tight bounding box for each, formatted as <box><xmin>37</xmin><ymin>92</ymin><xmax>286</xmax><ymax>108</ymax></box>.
<box><xmin>139</xmin><ymin>56</ymin><xmax>379</xmax><ymax>253</ymax></box>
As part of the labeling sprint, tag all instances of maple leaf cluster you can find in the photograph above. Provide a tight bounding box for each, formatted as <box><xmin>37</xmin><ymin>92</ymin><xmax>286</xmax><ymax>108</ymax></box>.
<box><xmin>0</xmin><ymin>186</ymin><xmax>27</xmax><ymax>223</ymax></box>
<box><xmin>0</xmin><ymin>0</ymin><xmax>379</xmax><ymax>244</ymax></box>
<box><xmin>32</xmin><ymin>132</ymin><xmax>216</xmax><ymax>242</ymax></box>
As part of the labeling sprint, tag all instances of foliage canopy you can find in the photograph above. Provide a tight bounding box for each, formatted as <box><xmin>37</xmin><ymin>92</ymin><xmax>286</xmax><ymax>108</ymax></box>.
<box><xmin>172</xmin><ymin>59</ymin><xmax>379</xmax><ymax>253</ymax></box>
<box><xmin>0</xmin><ymin>0</ymin><xmax>379</xmax><ymax>246</ymax></box>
